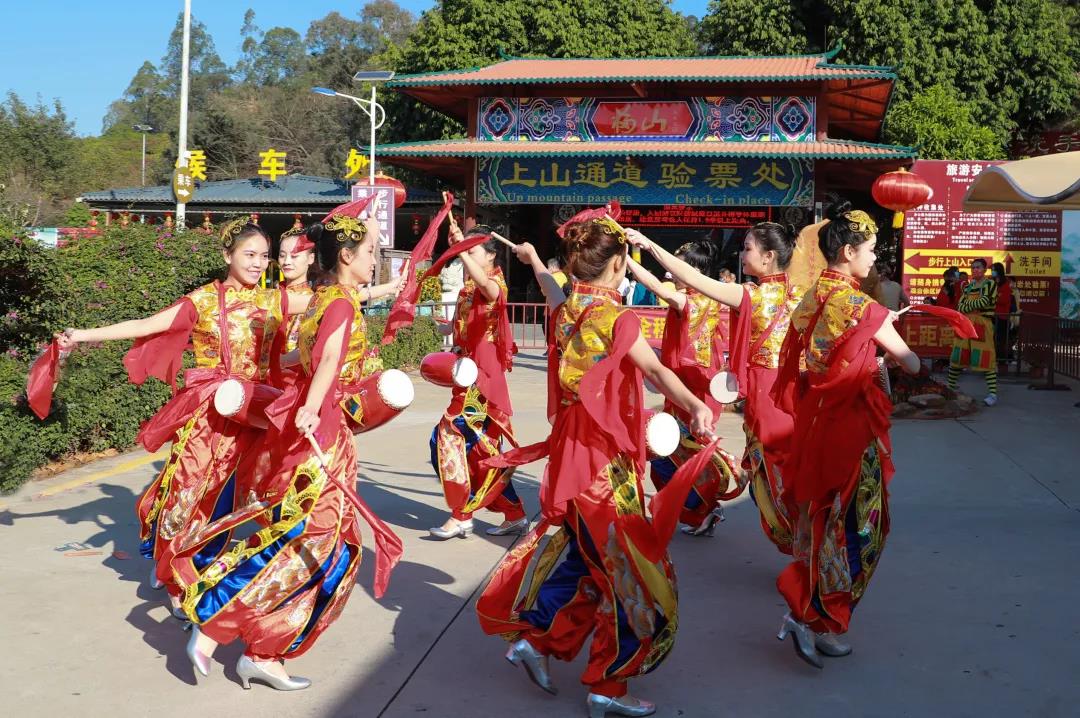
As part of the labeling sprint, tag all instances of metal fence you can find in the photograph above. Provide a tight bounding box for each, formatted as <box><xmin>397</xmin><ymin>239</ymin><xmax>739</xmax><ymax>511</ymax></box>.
<box><xmin>1017</xmin><ymin>313</ymin><xmax>1080</xmax><ymax>387</ymax></box>
<box><xmin>364</xmin><ymin>301</ymin><xmax>550</xmax><ymax>350</ymax></box>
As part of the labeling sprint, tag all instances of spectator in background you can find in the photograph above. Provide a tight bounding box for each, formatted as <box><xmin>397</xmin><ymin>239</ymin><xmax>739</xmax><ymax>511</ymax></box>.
<box><xmin>718</xmin><ymin>268</ymin><xmax>736</xmax><ymax>283</ymax></box>
<box><xmin>930</xmin><ymin>267</ymin><xmax>960</xmax><ymax>310</ymax></box>
<box><xmin>992</xmin><ymin>261</ymin><xmax>1018</xmax><ymax>366</ymax></box>
<box><xmin>876</xmin><ymin>263</ymin><xmax>909</xmax><ymax>311</ymax></box>
<box><xmin>546</xmin><ymin>256</ymin><xmax>571</xmax><ymax>298</ymax></box>
<box><xmin>959</xmin><ymin>271</ymin><xmax>969</xmax><ymax>284</ymax></box>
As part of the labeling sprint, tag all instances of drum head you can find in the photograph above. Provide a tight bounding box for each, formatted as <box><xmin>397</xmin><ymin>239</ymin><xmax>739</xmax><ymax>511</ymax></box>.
<box><xmin>453</xmin><ymin>357</ymin><xmax>479</xmax><ymax>387</ymax></box>
<box><xmin>709</xmin><ymin>371</ymin><xmax>739</xmax><ymax>404</ymax></box>
<box><xmin>378</xmin><ymin>369</ymin><xmax>416</xmax><ymax>410</ymax></box>
<box><xmin>646</xmin><ymin>411</ymin><xmax>680</xmax><ymax>458</ymax></box>
<box><xmin>213</xmin><ymin>379</ymin><xmax>246</xmax><ymax>417</ymax></box>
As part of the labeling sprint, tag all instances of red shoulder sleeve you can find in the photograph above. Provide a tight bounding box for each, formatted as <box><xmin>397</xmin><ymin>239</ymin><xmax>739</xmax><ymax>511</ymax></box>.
<box><xmin>123</xmin><ymin>297</ymin><xmax>198</xmax><ymax>392</ymax></box>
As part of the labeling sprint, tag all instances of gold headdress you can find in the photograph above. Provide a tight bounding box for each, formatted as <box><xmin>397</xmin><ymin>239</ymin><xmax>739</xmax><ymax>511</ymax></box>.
<box><xmin>843</xmin><ymin>210</ymin><xmax>878</xmax><ymax>237</ymax></box>
<box><xmin>220</xmin><ymin>217</ymin><xmax>248</xmax><ymax>249</ymax></box>
<box><xmin>323</xmin><ymin>214</ymin><xmax>368</xmax><ymax>244</ymax></box>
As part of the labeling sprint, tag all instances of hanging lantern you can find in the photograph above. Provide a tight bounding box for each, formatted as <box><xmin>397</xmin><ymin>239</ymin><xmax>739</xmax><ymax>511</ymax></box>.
<box><xmin>872</xmin><ymin>167</ymin><xmax>933</xmax><ymax>229</ymax></box>
<box><xmin>371</xmin><ymin>172</ymin><xmax>407</xmax><ymax>208</ymax></box>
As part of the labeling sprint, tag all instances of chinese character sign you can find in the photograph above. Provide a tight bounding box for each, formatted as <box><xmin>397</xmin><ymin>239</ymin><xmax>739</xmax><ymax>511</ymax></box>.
<box><xmin>902</xmin><ymin>159</ymin><xmax>1063</xmax><ymax>315</ymax></box>
<box><xmin>478</xmin><ymin>96</ymin><xmax>816</xmax><ymax>143</ymax></box>
<box><xmin>344</xmin><ymin>148</ymin><xmax>370</xmax><ymax>180</ymax></box>
<box><xmin>350</xmin><ymin>184</ymin><xmax>396</xmax><ymax>248</ymax></box>
<box><xmin>258</xmin><ymin>149</ymin><xmax>288</xmax><ymax>182</ymax></box>
<box><xmin>478</xmin><ymin>157</ymin><xmax>813</xmax><ymax>207</ymax></box>
<box><xmin>183</xmin><ymin>150</ymin><xmax>208</xmax><ymax>181</ymax></box>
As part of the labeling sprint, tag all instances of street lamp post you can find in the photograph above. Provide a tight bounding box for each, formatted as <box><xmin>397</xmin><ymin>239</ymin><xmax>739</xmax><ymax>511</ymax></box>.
<box><xmin>312</xmin><ymin>71</ymin><xmax>395</xmax><ymax>281</ymax></box>
<box><xmin>133</xmin><ymin>124</ymin><xmax>155</xmax><ymax>186</ymax></box>
<box><xmin>311</xmin><ymin>71</ymin><xmax>394</xmax><ymax>187</ymax></box>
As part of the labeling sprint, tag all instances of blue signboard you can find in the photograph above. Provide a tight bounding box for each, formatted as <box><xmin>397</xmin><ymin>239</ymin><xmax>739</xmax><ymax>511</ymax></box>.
<box><xmin>476</xmin><ymin>156</ymin><xmax>814</xmax><ymax>207</ymax></box>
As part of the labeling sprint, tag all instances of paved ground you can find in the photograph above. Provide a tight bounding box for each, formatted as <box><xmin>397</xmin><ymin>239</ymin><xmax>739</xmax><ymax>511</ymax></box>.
<box><xmin>1</xmin><ymin>355</ymin><xmax>1078</xmax><ymax>718</ymax></box>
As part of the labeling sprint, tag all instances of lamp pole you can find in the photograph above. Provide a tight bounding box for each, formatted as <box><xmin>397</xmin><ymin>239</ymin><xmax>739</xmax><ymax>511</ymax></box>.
<box><xmin>312</xmin><ymin>71</ymin><xmax>394</xmax><ymax>281</ymax></box>
<box><xmin>133</xmin><ymin>124</ymin><xmax>154</xmax><ymax>186</ymax></box>
<box><xmin>175</xmin><ymin>0</ymin><xmax>192</xmax><ymax>230</ymax></box>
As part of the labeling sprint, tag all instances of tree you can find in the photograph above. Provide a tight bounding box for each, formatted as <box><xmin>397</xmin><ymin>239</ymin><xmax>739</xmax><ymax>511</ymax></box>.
<box><xmin>698</xmin><ymin>0</ymin><xmax>1080</xmax><ymax>154</ymax></box>
<box><xmin>389</xmin><ymin>0</ymin><xmax>698</xmax><ymax>142</ymax></box>
<box><xmin>885</xmin><ymin>84</ymin><xmax>1006</xmax><ymax>160</ymax></box>
<box><xmin>236</xmin><ymin>9</ymin><xmax>307</xmax><ymax>85</ymax></box>
<box><xmin>160</xmin><ymin>12</ymin><xmax>231</xmax><ymax>105</ymax></box>
<box><xmin>698</xmin><ymin>0</ymin><xmax>810</xmax><ymax>56</ymax></box>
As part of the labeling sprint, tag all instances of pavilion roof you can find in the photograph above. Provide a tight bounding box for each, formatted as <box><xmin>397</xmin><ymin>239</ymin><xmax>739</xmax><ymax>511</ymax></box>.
<box><xmin>388</xmin><ymin>50</ymin><xmax>896</xmax><ymax>140</ymax></box>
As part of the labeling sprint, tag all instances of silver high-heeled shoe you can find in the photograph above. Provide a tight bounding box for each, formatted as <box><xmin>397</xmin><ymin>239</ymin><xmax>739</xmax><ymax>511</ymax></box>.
<box><xmin>505</xmin><ymin>638</ymin><xmax>557</xmax><ymax>695</ymax></box>
<box><xmin>777</xmin><ymin>612</ymin><xmax>823</xmax><ymax>669</ymax></box>
<box><xmin>586</xmin><ymin>693</ymin><xmax>656</xmax><ymax>718</ymax></box>
<box><xmin>149</xmin><ymin>565</ymin><xmax>164</xmax><ymax>590</ymax></box>
<box><xmin>815</xmin><ymin>632</ymin><xmax>852</xmax><ymax>657</ymax></box>
<box><xmin>485</xmin><ymin>517</ymin><xmax>529</xmax><ymax>536</ymax></box>
<box><xmin>428</xmin><ymin>519</ymin><xmax>473</xmax><ymax>540</ymax></box>
<box><xmin>680</xmin><ymin>507</ymin><xmax>725</xmax><ymax>537</ymax></box>
<box><xmin>186</xmin><ymin>626</ymin><xmax>212</xmax><ymax>680</ymax></box>
<box><xmin>236</xmin><ymin>655</ymin><xmax>311</xmax><ymax>691</ymax></box>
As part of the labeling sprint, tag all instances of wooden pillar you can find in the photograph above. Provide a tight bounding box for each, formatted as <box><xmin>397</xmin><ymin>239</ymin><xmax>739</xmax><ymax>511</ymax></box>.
<box><xmin>465</xmin><ymin>98</ymin><xmax>479</xmax><ymax>229</ymax></box>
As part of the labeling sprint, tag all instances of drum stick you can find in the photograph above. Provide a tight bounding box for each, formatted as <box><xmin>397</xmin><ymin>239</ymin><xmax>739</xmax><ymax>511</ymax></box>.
<box><xmin>306</xmin><ymin>433</ymin><xmax>366</xmax><ymax>512</ymax></box>
<box><xmin>490</xmin><ymin>231</ymin><xmax>517</xmax><ymax>249</ymax></box>
<box><xmin>897</xmin><ymin>305</ymin><xmax>912</xmax><ymax>315</ymax></box>
<box><xmin>442</xmin><ymin>191</ymin><xmax>459</xmax><ymax>231</ymax></box>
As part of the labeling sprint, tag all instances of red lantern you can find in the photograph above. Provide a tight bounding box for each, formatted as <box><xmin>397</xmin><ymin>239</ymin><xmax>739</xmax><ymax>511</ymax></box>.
<box><xmin>372</xmin><ymin>172</ymin><xmax>407</xmax><ymax>208</ymax></box>
<box><xmin>872</xmin><ymin>167</ymin><xmax>933</xmax><ymax>229</ymax></box>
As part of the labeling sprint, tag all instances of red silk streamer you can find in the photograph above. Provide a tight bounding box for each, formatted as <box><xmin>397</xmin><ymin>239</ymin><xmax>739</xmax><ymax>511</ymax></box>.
<box><xmin>904</xmin><ymin>303</ymin><xmax>978</xmax><ymax>339</ymax></box>
<box><xmin>25</xmin><ymin>340</ymin><xmax>61</xmax><ymax>420</ymax></box>
<box><xmin>638</xmin><ymin>436</ymin><xmax>725</xmax><ymax>562</ymax></box>
<box><xmin>555</xmin><ymin>199</ymin><xmax>622</xmax><ymax>238</ymax></box>
<box><xmin>320</xmin><ymin>193</ymin><xmax>376</xmax><ymax>223</ymax></box>
<box><xmin>380</xmin><ymin>192</ymin><xmax>455</xmax><ymax>345</ymax></box>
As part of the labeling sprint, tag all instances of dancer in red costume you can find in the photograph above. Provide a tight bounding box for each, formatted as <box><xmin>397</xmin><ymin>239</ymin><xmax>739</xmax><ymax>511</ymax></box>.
<box><xmin>175</xmin><ymin>204</ymin><xmax>406</xmax><ymax>689</ymax></box>
<box><xmin>475</xmin><ymin>217</ymin><xmax>715</xmax><ymax>718</ymax></box>
<box><xmin>54</xmin><ymin>221</ymin><xmax>311</xmax><ymax>619</ymax></box>
<box><xmin>771</xmin><ymin>201</ymin><xmax>919</xmax><ymax>668</ymax></box>
<box><xmin>428</xmin><ymin>224</ymin><xmax>526</xmax><ymax>539</ymax></box>
<box><xmin>628</xmin><ymin>222</ymin><xmax>804</xmax><ymax>553</ymax></box>
<box><xmin>624</xmin><ymin>240</ymin><xmax>741</xmax><ymax>537</ymax></box>
<box><xmin>277</xmin><ymin>223</ymin><xmax>318</xmax><ymax>382</ymax></box>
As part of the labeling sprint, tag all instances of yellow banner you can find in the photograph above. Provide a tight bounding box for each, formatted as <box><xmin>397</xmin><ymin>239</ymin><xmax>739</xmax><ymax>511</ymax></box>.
<box><xmin>903</xmin><ymin>248</ymin><xmax>1060</xmax><ymax>277</ymax></box>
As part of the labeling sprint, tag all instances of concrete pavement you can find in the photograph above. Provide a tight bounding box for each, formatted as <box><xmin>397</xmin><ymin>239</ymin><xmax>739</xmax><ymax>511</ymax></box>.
<box><xmin>1</xmin><ymin>355</ymin><xmax>1077</xmax><ymax>718</ymax></box>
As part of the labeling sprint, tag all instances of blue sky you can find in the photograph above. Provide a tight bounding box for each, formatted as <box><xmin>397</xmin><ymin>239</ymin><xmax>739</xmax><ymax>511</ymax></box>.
<box><xmin>0</xmin><ymin>1</ymin><xmax>710</xmax><ymax>136</ymax></box>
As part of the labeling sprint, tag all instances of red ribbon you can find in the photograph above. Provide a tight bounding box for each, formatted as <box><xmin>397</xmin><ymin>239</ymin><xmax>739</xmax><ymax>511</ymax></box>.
<box><xmin>25</xmin><ymin>340</ymin><xmax>61</xmax><ymax>420</ymax></box>
<box><xmin>381</xmin><ymin>192</ymin><xmax>456</xmax><ymax>344</ymax></box>
<box><xmin>904</xmin><ymin>303</ymin><xmax>978</xmax><ymax>339</ymax></box>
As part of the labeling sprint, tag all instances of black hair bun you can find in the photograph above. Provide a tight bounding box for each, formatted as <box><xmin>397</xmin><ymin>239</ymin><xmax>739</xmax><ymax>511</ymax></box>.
<box><xmin>826</xmin><ymin>199</ymin><xmax>854</xmax><ymax>222</ymax></box>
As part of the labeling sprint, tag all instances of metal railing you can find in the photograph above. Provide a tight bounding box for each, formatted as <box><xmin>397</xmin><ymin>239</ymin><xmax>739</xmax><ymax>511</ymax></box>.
<box><xmin>1017</xmin><ymin>313</ymin><xmax>1080</xmax><ymax>388</ymax></box>
<box><xmin>363</xmin><ymin>300</ymin><xmax>550</xmax><ymax>350</ymax></box>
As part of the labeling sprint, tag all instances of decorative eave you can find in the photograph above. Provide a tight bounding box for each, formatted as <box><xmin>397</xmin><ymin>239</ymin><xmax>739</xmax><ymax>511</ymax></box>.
<box><xmin>376</xmin><ymin>138</ymin><xmax>916</xmax><ymax>185</ymax></box>
<box><xmin>388</xmin><ymin>50</ymin><xmax>897</xmax><ymax>141</ymax></box>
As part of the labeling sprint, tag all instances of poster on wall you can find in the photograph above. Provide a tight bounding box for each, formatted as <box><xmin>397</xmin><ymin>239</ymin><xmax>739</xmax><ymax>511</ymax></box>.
<box><xmin>902</xmin><ymin>159</ymin><xmax>1062</xmax><ymax>316</ymax></box>
<box><xmin>350</xmin><ymin>184</ymin><xmax>396</xmax><ymax>248</ymax></box>
<box><xmin>1061</xmin><ymin>211</ymin><xmax>1080</xmax><ymax>319</ymax></box>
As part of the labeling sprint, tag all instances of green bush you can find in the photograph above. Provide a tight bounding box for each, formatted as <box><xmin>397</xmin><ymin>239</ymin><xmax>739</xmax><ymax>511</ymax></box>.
<box><xmin>364</xmin><ymin>314</ymin><xmax>443</xmax><ymax>371</ymax></box>
<box><xmin>0</xmin><ymin>224</ymin><xmax>222</xmax><ymax>492</ymax></box>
